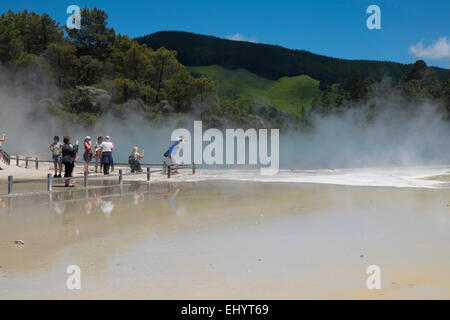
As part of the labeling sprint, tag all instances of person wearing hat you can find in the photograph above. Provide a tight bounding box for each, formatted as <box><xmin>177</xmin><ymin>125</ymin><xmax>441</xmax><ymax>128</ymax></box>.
<box><xmin>164</xmin><ymin>136</ymin><xmax>184</xmax><ymax>174</ymax></box>
<box><xmin>100</xmin><ymin>135</ymin><xmax>114</xmax><ymax>175</ymax></box>
<box><xmin>83</xmin><ymin>136</ymin><xmax>93</xmax><ymax>173</ymax></box>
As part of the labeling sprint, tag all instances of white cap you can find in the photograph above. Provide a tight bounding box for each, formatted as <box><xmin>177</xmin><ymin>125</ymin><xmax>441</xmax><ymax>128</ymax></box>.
<box><xmin>85</xmin><ymin>136</ymin><xmax>91</xmax><ymax>140</ymax></box>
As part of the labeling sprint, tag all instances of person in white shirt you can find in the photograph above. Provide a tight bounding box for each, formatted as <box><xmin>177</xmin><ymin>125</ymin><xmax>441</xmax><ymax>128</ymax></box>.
<box><xmin>100</xmin><ymin>135</ymin><xmax>114</xmax><ymax>175</ymax></box>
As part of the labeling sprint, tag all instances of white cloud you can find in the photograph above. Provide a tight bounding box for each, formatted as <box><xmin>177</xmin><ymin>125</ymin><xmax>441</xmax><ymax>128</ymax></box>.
<box><xmin>409</xmin><ymin>37</ymin><xmax>450</xmax><ymax>59</ymax></box>
<box><xmin>225</xmin><ymin>33</ymin><xmax>258</xmax><ymax>43</ymax></box>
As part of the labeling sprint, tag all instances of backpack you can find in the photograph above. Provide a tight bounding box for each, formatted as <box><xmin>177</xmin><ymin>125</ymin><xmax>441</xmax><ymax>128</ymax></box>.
<box><xmin>128</xmin><ymin>154</ymin><xmax>137</xmax><ymax>165</ymax></box>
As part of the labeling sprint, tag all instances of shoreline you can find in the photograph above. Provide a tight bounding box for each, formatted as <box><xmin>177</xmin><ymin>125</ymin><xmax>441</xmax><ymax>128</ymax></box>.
<box><xmin>1</xmin><ymin>165</ymin><xmax>450</xmax><ymax>198</ymax></box>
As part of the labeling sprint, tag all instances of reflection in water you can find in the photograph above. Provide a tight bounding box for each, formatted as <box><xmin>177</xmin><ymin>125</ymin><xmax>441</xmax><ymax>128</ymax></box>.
<box><xmin>42</xmin><ymin>182</ymin><xmax>186</xmax><ymax>221</ymax></box>
<box><xmin>166</xmin><ymin>183</ymin><xmax>185</xmax><ymax>216</ymax></box>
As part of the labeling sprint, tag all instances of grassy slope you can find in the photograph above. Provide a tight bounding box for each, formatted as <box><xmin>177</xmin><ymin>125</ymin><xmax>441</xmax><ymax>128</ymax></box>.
<box><xmin>188</xmin><ymin>65</ymin><xmax>340</xmax><ymax>116</ymax></box>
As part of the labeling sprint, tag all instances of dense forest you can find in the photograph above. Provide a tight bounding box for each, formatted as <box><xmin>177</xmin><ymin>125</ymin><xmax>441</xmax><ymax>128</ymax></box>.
<box><xmin>137</xmin><ymin>31</ymin><xmax>449</xmax><ymax>85</ymax></box>
<box><xmin>0</xmin><ymin>8</ymin><xmax>449</xmax><ymax>131</ymax></box>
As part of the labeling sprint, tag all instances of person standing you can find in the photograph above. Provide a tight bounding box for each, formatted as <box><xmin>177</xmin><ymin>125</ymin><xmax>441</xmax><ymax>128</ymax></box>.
<box><xmin>164</xmin><ymin>136</ymin><xmax>184</xmax><ymax>174</ymax></box>
<box><xmin>48</xmin><ymin>136</ymin><xmax>62</xmax><ymax>177</ymax></box>
<box><xmin>100</xmin><ymin>136</ymin><xmax>114</xmax><ymax>175</ymax></box>
<box><xmin>83</xmin><ymin>136</ymin><xmax>93</xmax><ymax>173</ymax></box>
<box><xmin>62</xmin><ymin>136</ymin><xmax>79</xmax><ymax>187</ymax></box>
<box><xmin>94</xmin><ymin>136</ymin><xmax>103</xmax><ymax>173</ymax></box>
<box><xmin>0</xmin><ymin>132</ymin><xmax>6</xmax><ymax>170</ymax></box>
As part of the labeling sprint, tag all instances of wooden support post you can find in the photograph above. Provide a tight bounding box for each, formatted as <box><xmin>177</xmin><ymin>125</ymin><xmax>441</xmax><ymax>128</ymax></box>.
<box><xmin>47</xmin><ymin>173</ymin><xmax>53</xmax><ymax>192</ymax></box>
<box><xmin>25</xmin><ymin>157</ymin><xmax>29</xmax><ymax>168</ymax></box>
<box><xmin>147</xmin><ymin>167</ymin><xmax>151</xmax><ymax>182</ymax></box>
<box><xmin>167</xmin><ymin>165</ymin><xmax>171</xmax><ymax>178</ymax></box>
<box><xmin>119</xmin><ymin>169</ymin><xmax>123</xmax><ymax>184</ymax></box>
<box><xmin>8</xmin><ymin>176</ymin><xmax>13</xmax><ymax>194</ymax></box>
<box><xmin>16</xmin><ymin>155</ymin><xmax>19</xmax><ymax>166</ymax></box>
<box><xmin>192</xmin><ymin>162</ymin><xmax>196</xmax><ymax>175</ymax></box>
<box><xmin>163</xmin><ymin>161</ymin><xmax>167</xmax><ymax>174</ymax></box>
<box><xmin>84</xmin><ymin>171</ymin><xmax>88</xmax><ymax>187</ymax></box>
<box><xmin>35</xmin><ymin>157</ymin><xmax>39</xmax><ymax>170</ymax></box>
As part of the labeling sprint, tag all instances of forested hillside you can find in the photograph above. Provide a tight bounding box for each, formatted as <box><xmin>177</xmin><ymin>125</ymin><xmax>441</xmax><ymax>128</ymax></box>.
<box><xmin>137</xmin><ymin>31</ymin><xmax>449</xmax><ymax>85</ymax></box>
<box><xmin>188</xmin><ymin>65</ymin><xmax>341</xmax><ymax>116</ymax></box>
<box><xmin>0</xmin><ymin>8</ymin><xmax>449</xmax><ymax>132</ymax></box>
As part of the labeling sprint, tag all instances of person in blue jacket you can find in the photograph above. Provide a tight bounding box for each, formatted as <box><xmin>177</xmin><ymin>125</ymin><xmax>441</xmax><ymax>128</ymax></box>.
<box><xmin>164</xmin><ymin>136</ymin><xmax>184</xmax><ymax>174</ymax></box>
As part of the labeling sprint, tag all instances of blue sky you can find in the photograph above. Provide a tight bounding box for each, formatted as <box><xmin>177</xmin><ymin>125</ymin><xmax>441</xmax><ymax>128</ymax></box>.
<box><xmin>1</xmin><ymin>0</ymin><xmax>449</xmax><ymax>68</ymax></box>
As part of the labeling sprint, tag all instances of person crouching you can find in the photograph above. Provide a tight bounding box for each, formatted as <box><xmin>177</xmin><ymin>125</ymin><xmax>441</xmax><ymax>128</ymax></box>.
<box><xmin>129</xmin><ymin>146</ymin><xmax>144</xmax><ymax>173</ymax></box>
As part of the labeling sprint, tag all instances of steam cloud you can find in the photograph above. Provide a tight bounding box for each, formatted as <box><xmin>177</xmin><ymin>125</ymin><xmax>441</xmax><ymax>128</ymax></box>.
<box><xmin>0</xmin><ymin>62</ymin><xmax>449</xmax><ymax>169</ymax></box>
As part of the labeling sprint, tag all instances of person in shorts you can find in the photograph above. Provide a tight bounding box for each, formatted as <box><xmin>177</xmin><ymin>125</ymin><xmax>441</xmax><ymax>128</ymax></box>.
<box><xmin>48</xmin><ymin>136</ymin><xmax>62</xmax><ymax>178</ymax></box>
<box><xmin>94</xmin><ymin>136</ymin><xmax>103</xmax><ymax>173</ymax></box>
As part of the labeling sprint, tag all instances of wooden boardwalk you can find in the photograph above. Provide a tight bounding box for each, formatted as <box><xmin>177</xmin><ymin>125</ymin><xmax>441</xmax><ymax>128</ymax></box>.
<box><xmin>0</xmin><ymin>154</ymin><xmax>195</xmax><ymax>196</ymax></box>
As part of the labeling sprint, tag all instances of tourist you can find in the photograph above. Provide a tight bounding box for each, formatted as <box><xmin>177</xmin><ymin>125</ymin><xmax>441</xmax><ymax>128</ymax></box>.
<box><xmin>100</xmin><ymin>135</ymin><xmax>114</xmax><ymax>175</ymax></box>
<box><xmin>94</xmin><ymin>136</ymin><xmax>103</xmax><ymax>173</ymax></box>
<box><xmin>164</xmin><ymin>136</ymin><xmax>184</xmax><ymax>174</ymax></box>
<box><xmin>129</xmin><ymin>146</ymin><xmax>144</xmax><ymax>173</ymax></box>
<box><xmin>62</xmin><ymin>136</ymin><xmax>79</xmax><ymax>187</ymax></box>
<box><xmin>83</xmin><ymin>136</ymin><xmax>93</xmax><ymax>173</ymax></box>
<box><xmin>48</xmin><ymin>136</ymin><xmax>62</xmax><ymax>178</ymax></box>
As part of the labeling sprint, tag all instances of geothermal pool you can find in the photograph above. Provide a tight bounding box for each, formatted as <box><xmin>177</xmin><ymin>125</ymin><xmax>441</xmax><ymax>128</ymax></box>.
<box><xmin>0</xmin><ymin>166</ymin><xmax>449</xmax><ymax>299</ymax></box>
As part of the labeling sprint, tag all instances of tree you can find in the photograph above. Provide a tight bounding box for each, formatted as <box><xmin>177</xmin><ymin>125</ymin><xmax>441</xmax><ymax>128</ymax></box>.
<box><xmin>44</xmin><ymin>42</ymin><xmax>79</xmax><ymax>87</ymax></box>
<box><xmin>123</xmin><ymin>42</ymin><xmax>153</xmax><ymax>82</ymax></box>
<box><xmin>193</xmin><ymin>76</ymin><xmax>217</xmax><ymax>102</ymax></box>
<box><xmin>405</xmin><ymin>60</ymin><xmax>427</xmax><ymax>82</ymax></box>
<box><xmin>345</xmin><ymin>70</ymin><xmax>366</xmax><ymax>102</ymax></box>
<box><xmin>150</xmin><ymin>47</ymin><xmax>181</xmax><ymax>102</ymax></box>
<box><xmin>79</xmin><ymin>55</ymin><xmax>103</xmax><ymax>85</ymax></box>
<box><xmin>167</xmin><ymin>69</ymin><xmax>195</xmax><ymax>112</ymax></box>
<box><xmin>335</xmin><ymin>95</ymin><xmax>344</xmax><ymax>108</ymax></box>
<box><xmin>0</xmin><ymin>15</ymin><xmax>23</xmax><ymax>63</ymax></box>
<box><xmin>4</xmin><ymin>10</ymin><xmax>63</xmax><ymax>55</ymax></box>
<box><xmin>66</xmin><ymin>7</ymin><xmax>115</xmax><ymax>59</ymax></box>
<box><xmin>321</xmin><ymin>90</ymin><xmax>331</xmax><ymax>109</ymax></box>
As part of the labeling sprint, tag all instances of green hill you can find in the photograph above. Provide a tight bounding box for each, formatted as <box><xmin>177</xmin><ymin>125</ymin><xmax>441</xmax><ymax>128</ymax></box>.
<box><xmin>188</xmin><ymin>65</ymin><xmax>340</xmax><ymax>115</ymax></box>
<box><xmin>137</xmin><ymin>31</ymin><xmax>449</xmax><ymax>84</ymax></box>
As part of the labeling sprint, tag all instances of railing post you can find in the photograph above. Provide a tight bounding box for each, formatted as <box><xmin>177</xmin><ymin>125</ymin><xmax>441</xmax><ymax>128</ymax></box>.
<box><xmin>119</xmin><ymin>169</ymin><xmax>123</xmax><ymax>184</ymax></box>
<box><xmin>25</xmin><ymin>157</ymin><xmax>29</xmax><ymax>168</ymax></box>
<box><xmin>192</xmin><ymin>161</ymin><xmax>196</xmax><ymax>174</ymax></box>
<box><xmin>147</xmin><ymin>167</ymin><xmax>151</xmax><ymax>182</ymax></box>
<box><xmin>47</xmin><ymin>173</ymin><xmax>53</xmax><ymax>191</ymax></box>
<box><xmin>163</xmin><ymin>161</ymin><xmax>167</xmax><ymax>174</ymax></box>
<box><xmin>8</xmin><ymin>176</ymin><xmax>13</xmax><ymax>194</ymax></box>
<box><xmin>84</xmin><ymin>171</ymin><xmax>88</xmax><ymax>187</ymax></box>
<box><xmin>167</xmin><ymin>165</ymin><xmax>171</xmax><ymax>178</ymax></box>
<box><xmin>16</xmin><ymin>155</ymin><xmax>19</xmax><ymax>166</ymax></box>
<box><xmin>35</xmin><ymin>157</ymin><xmax>39</xmax><ymax>170</ymax></box>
